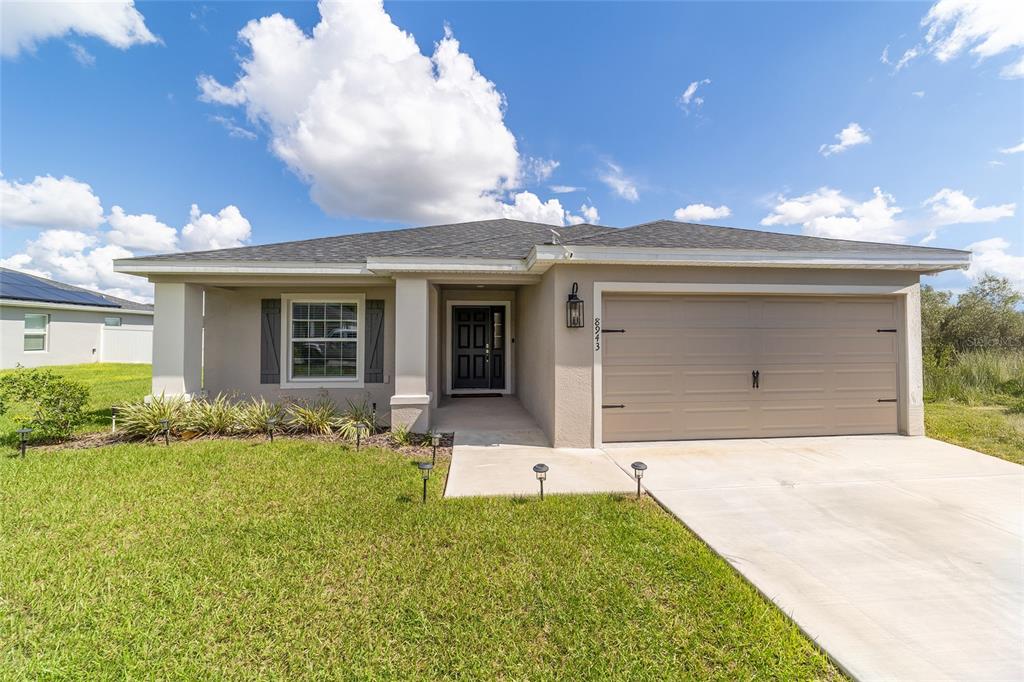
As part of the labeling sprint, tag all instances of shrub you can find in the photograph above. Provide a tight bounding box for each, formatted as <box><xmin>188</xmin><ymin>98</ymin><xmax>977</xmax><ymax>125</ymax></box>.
<box><xmin>286</xmin><ymin>400</ymin><xmax>337</xmax><ymax>435</ymax></box>
<box><xmin>390</xmin><ymin>423</ymin><xmax>414</xmax><ymax>447</ymax></box>
<box><xmin>335</xmin><ymin>399</ymin><xmax>375</xmax><ymax>441</ymax></box>
<box><xmin>236</xmin><ymin>397</ymin><xmax>285</xmax><ymax>435</ymax></box>
<box><xmin>0</xmin><ymin>367</ymin><xmax>90</xmax><ymax>440</ymax></box>
<box><xmin>183</xmin><ymin>394</ymin><xmax>240</xmax><ymax>436</ymax></box>
<box><xmin>116</xmin><ymin>395</ymin><xmax>188</xmax><ymax>439</ymax></box>
<box><xmin>924</xmin><ymin>350</ymin><xmax>1024</xmax><ymax>405</ymax></box>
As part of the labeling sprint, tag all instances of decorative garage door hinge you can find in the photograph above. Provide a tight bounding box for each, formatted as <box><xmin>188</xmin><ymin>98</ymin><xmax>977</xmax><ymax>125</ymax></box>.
<box><xmin>601</xmin><ymin>329</ymin><xmax>626</xmax><ymax>333</ymax></box>
<box><xmin>877</xmin><ymin>398</ymin><xmax>898</xmax><ymax>403</ymax></box>
<box><xmin>602</xmin><ymin>404</ymin><xmax>626</xmax><ymax>409</ymax></box>
<box><xmin>876</xmin><ymin>328</ymin><xmax>898</xmax><ymax>333</ymax></box>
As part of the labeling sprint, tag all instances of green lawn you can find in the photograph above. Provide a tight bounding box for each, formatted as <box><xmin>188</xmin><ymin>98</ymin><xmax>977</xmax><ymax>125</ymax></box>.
<box><xmin>0</xmin><ymin>363</ymin><xmax>150</xmax><ymax>442</ymax></box>
<box><xmin>925</xmin><ymin>402</ymin><xmax>1024</xmax><ymax>465</ymax></box>
<box><xmin>0</xmin><ymin>441</ymin><xmax>840</xmax><ymax>679</ymax></box>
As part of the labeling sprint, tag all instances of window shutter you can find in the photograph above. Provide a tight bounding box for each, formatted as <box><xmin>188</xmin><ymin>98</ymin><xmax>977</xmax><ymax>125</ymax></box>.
<box><xmin>260</xmin><ymin>299</ymin><xmax>281</xmax><ymax>384</ymax></box>
<box><xmin>365</xmin><ymin>299</ymin><xmax>385</xmax><ymax>383</ymax></box>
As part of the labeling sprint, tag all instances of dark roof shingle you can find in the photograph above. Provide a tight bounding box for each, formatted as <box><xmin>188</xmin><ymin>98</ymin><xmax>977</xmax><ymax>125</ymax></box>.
<box><xmin>0</xmin><ymin>268</ymin><xmax>153</xmax><ymax>311</ymax></box>
<box><xmin>120</xmin><ymin>217</ymin><xmax>968</xmax><ymax>265</ymax></box>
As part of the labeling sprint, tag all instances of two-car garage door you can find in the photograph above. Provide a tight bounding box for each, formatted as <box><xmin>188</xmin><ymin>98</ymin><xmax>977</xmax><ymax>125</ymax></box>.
<box><xmin>601</xmin><ymin>295</ymin><xmax>900</xmax><ymax>443</ymax></box>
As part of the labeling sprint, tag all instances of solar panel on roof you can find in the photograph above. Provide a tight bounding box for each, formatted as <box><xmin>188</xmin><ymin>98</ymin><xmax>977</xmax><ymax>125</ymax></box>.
<box><xmin>0</xmin><ymin>269</ymin><xmax>120</xmax><ymax>308</ymax></box>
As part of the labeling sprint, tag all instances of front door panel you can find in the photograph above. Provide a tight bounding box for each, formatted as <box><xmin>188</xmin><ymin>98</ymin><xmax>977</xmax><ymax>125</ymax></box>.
<box><xmin>453</xmin><ymin>307</ymin><xmax>491</xmax><ymax>389</ymax></box>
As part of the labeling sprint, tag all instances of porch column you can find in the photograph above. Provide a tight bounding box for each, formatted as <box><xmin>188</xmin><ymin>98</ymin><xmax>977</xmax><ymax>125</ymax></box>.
<box><xmin>152</xmin><ymin>282</ymin><xmax>204</xmax><ymax>397</ymax></box>
<box><xmin>902</xmin><ymin>284</ymin><xmax>925</xmax><ymax>436</ymax></box>
<box><xmin>390</xmin><ymin>276</ymin><xmax>431</xmax><ymax>431</ymax></box>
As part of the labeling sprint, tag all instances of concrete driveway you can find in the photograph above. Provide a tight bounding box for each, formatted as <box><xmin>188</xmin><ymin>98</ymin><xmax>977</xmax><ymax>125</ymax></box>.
<box><xmin>605</xmin><ymin>435</ymin><xmax>1023</xmax><ymax>681</ymax></box>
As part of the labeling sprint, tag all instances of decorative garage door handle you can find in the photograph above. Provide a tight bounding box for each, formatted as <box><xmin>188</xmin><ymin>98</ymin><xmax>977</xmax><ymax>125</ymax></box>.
<box><xmin>752</xmin><ymin>370</ymin><xmax>760</xmax><ymax>389</ymax></box>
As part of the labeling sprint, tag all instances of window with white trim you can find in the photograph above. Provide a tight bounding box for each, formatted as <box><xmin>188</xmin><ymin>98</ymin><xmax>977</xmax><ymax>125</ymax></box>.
<box><xmin>24</xmin><ymin>313</ymin><xmax>48</xmax><ymax>352</ymax></box>
<box><xmin>104</xmin><ymin>316</ymin><xmax>123</xmax><ymax>327</ymax></box>
<box><xmin>288</xmin><ymin>301</ymin><xmax>359</xmax><ymax>380</ymax></box>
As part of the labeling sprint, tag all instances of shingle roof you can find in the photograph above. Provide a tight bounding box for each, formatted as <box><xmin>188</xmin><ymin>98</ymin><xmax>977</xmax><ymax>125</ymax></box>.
<box><xmin>0</xmin><ymin>268</ymin><xmax>153</xmax><ymax>311</ymax></box>
<box><xmin>571</xmin><ymin>220</ymin><xmax>969</xmax><ymax>257</ymax></box>
<box><xmin>120</xmin><ymin>217</ymin><xmax>968</xmax><ymax>264</ymax></box>
<box><xmin>128</xmin><ymin>220</ymin><xmax>618</xmax><ymax>263</ymax></box>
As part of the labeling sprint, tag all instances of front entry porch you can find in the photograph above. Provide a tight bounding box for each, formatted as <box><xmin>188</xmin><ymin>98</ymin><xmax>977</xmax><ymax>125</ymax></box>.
<box><xmin>440</xmin><ymin>395</ymin><xmax>634</xmax><ymax>498</ymax></box>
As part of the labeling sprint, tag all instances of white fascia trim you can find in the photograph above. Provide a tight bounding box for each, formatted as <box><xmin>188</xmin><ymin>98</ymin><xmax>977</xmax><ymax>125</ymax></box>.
<box><xmin>366</xmin><ymin>256</ymin><xmax>528</xmax><ymax>274</ymax></box>
<box><xmin>113</xmin><ymin>260</ymin><xmax>371</xmax><ymax>276</ymax></box>
<box><xmin>533</xmin><ymin>244</ymin><xmax>970</xmax><ymax>272</ymax></box>
<box><xmin>0</xmin><ymin>298</ymin><xmax>154</xmax><ymax>315</ymax></box>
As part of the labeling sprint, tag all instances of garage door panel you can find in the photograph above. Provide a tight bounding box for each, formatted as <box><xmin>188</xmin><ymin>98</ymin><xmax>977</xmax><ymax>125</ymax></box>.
<box><xmin>604</xmin><ymin>365</ymin><xmax>753</xmax><ymax>404</ymax></box>
<box><xmin>601</xmin><ymin>294</ymin><xmax>900</xmax><ymax>442</ymax></box>
<box><xmin>604</xmin><ymin>329</ymin><xmax>754</xmax><ymax>366</ymax></box>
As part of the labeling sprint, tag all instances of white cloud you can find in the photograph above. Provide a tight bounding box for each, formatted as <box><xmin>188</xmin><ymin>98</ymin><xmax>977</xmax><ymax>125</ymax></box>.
<box><xmin>890</xmin><ymin>0</ymin><xmax>1024</xmax><ymax>79</ymax></box>
<box><xmin>565</xmin><ymin>204</ymin><xmax>600</xmax><ymax>226</ymax></box>
<box><xmin>919</xmin><ymin>230</ymin><xmax>938</xmax><ymax>244</ymax></box>
<box><xmin>673</xmin><ymin>203</ymin><xmax>732</xmax><ymax>222</ymax></box>
<box><xmin>912</xmin><ymin>90</ymin><xmax>926</xmax><ymax>97</ymax></box>
<box><xmin>761</xmin><ymin>186</ymin><xmax>908</xmax><ymax>242</ymax></box>
<box><xmin>523</xmin><ymin>158</ymin><xmax>559</xmax><ymax>183</ymax></box>
<box><xmin>0</xmin><ymin>229</ymin><xmax>150</xmax><ymax>301</ymax></box>
<box><xmin>964</xmin><ymin>237</ymin><xmax>1024</xmax><ymax>288</ymax></box>
<box><xmin>988</xmin><ymin>159</ymin><xmax>1006</xmax><ymax>166</ymax></box>
<box><xmin>549</xmin><ymin>185</ymin><xmax>583</xmax><ymax>194</ymax></box>
<box><xmin>196</xmin><ymin>1</ymin><xmax>569</xmax><ymax>225</ymax></box>
<box><xmin>180</xmin><ymin>204</ymin><xmax>252</xmax><ymax>251</ymax></box>
<box><xmin>68</xmin><ymin>42</ymin><xmax>95</xmax><ymax>66</ymax></box>
<box><xmin>819</xmin><ymin>122</ymin><xmax>871</xmax><ymax>156</ymax></box>
<box><xmin>1</xmin><ymin>0</ymin><xmax>157</xmax><ymax>58</ymax></box>
<box><xmin>1</xmin><ymin>174</ymin><xmax>104</xmax><ymax>230</ymax></box>
<box><xmin>209</xmin><ymin>115</ymin><xmax>256</xmax><ymax>140</ymax></box>
<box><xmin>678</xmin><ymin>78</ymin><xmax>711</xmax><ymax>114</ymax></box>
<box><xmin>999</xmin><ymin>140</ymin><xmax>1024</xmax><ymax>154</ymax></box>
<box><xmin>598</xmin><ymin>160</ymin><xmax>639</xmax><ymax>202</ymax></box>
<box><xmin>881</xmin><ymin>46</ymin><xmax>891</xmax><ymax>64</ymax></box>
<box><xmin>923</xmin><ymin>188</ymin><xmax>1016</xmax><ymax>225</ymax></box>
<box><xmin>106</xmin><ymin>206</ymin><xmax>178</xmax><ymax>252</ymax></box>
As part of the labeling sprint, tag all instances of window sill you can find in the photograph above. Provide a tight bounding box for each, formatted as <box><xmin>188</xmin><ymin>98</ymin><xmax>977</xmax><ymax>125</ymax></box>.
<box><xmin>279</xmin><ymin>379</ymin><xmax>365</xmax><ymax>390</ymax></box>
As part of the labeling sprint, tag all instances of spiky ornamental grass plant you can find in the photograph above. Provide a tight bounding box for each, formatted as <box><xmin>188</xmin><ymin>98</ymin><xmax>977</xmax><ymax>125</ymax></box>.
<box><xmin>183</xmin><ymin>394</ymin><xmax>240</xmax><ymax>436</ymax></box>
<box><xmin>286</xmin><ymin>400</ymin><xmax>338</xmax><ymax>436</ymax></box>
<box><xmin>335</xmin><ymin>399</ymin><xmax>376</xmax><ymax>441</ymax></box>
<box><xmin>235</xmin><ymin>397</ymin><xmax>285</xmax><ymax>435</ymax></box>
<box><xmin>115</xmin><ymin>395</ymin><xmax>188</xmax><ymax>439</ymax></box>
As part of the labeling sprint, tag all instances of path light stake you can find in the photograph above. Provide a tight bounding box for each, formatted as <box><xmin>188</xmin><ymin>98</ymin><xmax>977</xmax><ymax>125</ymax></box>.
<box><xmin>356</xmin><ymin>423</ymin><xmax>368</xmax><ymax>452</ymax></box>
<box><xmin>630</xmin><ymin>461</ymin><xmax>648</xmax><ymax>499</ymax></box>
<box><xmin>418</xmin><ymin>461</ymin><xmax>433</xmax><ymax>504</ymax></box>
<box><xmin>111</xmin><ymin>406</ymin><xmax>119</xmax><ymax>433</ymax></box>
<box><xmin>266</xmin><ymin>417</ymin><xmax>278</xmax><ymax>442</ymax></box>
<box><xmin>159</xmin><ymin>419</ymin><xmax>170</xmax><ymax>446</ymax></box>
<box><xmin>16</xmin><ymin>428</ymin><xmax>32</xmax><ymax>458</ymax></box>
<box><xmin>533</xmin><ymin>463</ymin><xmax>549</xmax><ymax>500</ymax></box>
<box><xmin>431</xmin><ymin>433</ymin><xmax>440</xmax><ymax>466</ymax></box>
<box><xmin>372</xmin><ymin>403</ymin><xmax>377</xmax><ymax>429</ymax></box>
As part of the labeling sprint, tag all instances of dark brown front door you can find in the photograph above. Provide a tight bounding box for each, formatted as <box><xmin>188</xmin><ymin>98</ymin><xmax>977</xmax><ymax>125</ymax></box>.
<box><xmin>452</xmin><ymin>306</ymin><xmax>506</xmax><ymax>390</ymax></box>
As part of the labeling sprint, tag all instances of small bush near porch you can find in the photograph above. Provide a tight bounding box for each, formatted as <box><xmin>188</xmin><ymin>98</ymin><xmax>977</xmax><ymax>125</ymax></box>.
<box><xmin>0</xmin><ymin>441</ymin><xmax>840</xmax><ymax>679</ymax></box>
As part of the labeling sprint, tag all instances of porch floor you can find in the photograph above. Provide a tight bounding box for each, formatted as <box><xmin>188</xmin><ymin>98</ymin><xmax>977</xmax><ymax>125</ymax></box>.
<box><xmin>439</xmin><ymin>396</ymin><xmax>635</xmax><ymax>499</ymax></box>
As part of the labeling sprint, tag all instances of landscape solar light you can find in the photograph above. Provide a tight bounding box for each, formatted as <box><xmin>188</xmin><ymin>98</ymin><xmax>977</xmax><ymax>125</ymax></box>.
<box><xmin>16</xmin><ymin>428</ymin><xmax>32</xmax><ymax>458</ymax></box>
<box><xmin>533</xmin><ymin>463</ymin><xmax>549</xmax><ymax>500</ymax></box>
<box><xmin>159</xmin><ymin>419</ymin><xmax>170</xmax><ymax>446</ymax></box>
<box><xmin>630</xmin><ymin>461</ymin><xmax>648</xmax><ymax>499</ymax></box>
<box><xmin>418</xmin><ymin>461</ymin><xmax>433</xmax><ymax>503</ymax></box>
<box><xmin>110</xmin><ymin>405</ymin><xmax>119</xmax><ymax>433</ymax></box>
<box><xmin>266</xmin><ymin>416</ymin><xmax>278</xmax><ymax>442</ymax></box>
<box><xmin>431</xmin><ymin>432</ymin><xmax>440</xmax><ymax>465</ymax></box>
<box><xmin>356</xmin><ymin>422</ymin><xmax>369</xmax><ymax>451</ymax></box>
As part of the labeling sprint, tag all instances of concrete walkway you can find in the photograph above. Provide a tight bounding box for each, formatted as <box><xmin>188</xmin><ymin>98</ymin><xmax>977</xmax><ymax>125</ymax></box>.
<box><xmin>605</xmin><ymin>435</ymin><xmax>1024</xmax><ymax>681</ymax></box>
<box><xmin>439</xmin><ymin>396</ymin><xmax>634</xmax><ymax>498</ymax></box>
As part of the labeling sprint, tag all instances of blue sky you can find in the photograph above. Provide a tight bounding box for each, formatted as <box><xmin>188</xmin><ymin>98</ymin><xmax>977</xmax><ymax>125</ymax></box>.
<box><xmin>1</xmin><ymin>0</ymin><xmax>1021</xmax><ymax>301</ymax></box>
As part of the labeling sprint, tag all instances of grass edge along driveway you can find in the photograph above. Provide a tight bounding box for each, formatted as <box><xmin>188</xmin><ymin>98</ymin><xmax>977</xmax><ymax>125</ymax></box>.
<box><xmin>0</xmin><ymin>440</ymin><xmax>842</xmax><ymax>680</ymax></box>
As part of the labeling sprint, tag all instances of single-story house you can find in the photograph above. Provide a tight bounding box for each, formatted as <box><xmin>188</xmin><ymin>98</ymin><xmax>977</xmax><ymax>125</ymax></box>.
<box><xmin>0</xmin><ymin>268</ymin><xmax>154</xmax><ymax>369</ymax></box>
<box><xmin>113</xmin><ymin>219</ymin><xmax>970</xmax><ymax>448</ymax></box>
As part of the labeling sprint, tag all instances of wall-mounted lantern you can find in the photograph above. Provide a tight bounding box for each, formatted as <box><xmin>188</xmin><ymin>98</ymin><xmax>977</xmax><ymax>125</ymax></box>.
<box><xmin>566</xmin><ymin>282</ymin><xmax>584</xmax><ymax>328</ymax></box>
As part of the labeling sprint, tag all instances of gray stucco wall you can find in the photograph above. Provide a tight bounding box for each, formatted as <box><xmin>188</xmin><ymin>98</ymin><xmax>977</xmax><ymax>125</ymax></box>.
<box><xmin>203</xmin><ymin>286</ymin><xmax>397</xmax><ymax>419</ymax></box>
<box><xmin>514</xmin><ymin>271</ymin><xmax>556</xmax><ymax>444</ymax></box>
<box><xmin>0</xmin><ymin>304</ymin><xmax>152</xmax><ymax>369</ymax></box>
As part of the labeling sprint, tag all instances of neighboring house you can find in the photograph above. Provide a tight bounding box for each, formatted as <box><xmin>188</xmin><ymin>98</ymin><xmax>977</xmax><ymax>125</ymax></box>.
<box><xmin>114</xmin><ymin>219</ymin><xmax>970</xmax><ymax>448</ymax></box>
<box><xmin>0</xmin><ymin>268</ymin><xmax>154</xmax><ymax>369</ymax></box>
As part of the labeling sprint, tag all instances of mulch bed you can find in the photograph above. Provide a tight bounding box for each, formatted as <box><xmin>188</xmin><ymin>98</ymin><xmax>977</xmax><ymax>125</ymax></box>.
<box><xmin>21</xmin><ymin>430</ymin><xmax>455</xmax><ymax>460</ymax></box>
